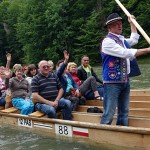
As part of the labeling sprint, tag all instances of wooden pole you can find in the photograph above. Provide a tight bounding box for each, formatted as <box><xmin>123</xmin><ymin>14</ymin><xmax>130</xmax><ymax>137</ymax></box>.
<box><xmin>115</xmin><ymin>0</ymin><xmax>150</xmax><ymax>45</ymax></box>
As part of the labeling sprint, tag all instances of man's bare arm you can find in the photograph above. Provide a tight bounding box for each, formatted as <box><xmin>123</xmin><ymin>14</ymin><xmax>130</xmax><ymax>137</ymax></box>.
<box><xmin>135</xmin><ymin>47</ymin><xmax>150</xmax><ymax>57</ymax></box>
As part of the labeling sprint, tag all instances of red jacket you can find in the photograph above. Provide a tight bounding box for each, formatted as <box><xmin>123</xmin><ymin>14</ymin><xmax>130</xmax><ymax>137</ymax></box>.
<box><xmin>69</xmin><ymin>72</ymin><xmax>81</xmax><ymax>86</ymax></box>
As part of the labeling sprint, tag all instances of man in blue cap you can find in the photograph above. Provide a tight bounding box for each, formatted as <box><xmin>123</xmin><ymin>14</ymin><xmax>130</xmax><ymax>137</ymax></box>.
<box><xmin>100</xmin><ymin>13</ymin><xmax>150</xmax><ymax>126</ymax></box>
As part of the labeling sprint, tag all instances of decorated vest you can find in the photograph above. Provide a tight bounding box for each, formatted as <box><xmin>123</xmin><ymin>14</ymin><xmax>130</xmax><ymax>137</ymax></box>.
<box><xmin>101</xmin><ymin>33</ymin><xmax>128</xmax><ymax>83</ymax></box>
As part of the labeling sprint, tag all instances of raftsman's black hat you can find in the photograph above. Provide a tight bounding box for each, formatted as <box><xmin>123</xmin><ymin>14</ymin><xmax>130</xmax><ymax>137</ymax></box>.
<box><xmin>105</xmin><ymin>13</ymin><xmax>122</xmax><ymax>27</ymax></box>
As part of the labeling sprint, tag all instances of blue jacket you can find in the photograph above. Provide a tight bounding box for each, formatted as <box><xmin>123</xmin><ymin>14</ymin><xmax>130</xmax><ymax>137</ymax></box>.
<box><xmin>56</xmin><ymin>63</ymin><xmax>79</xmax><ymax>95</ymax></box>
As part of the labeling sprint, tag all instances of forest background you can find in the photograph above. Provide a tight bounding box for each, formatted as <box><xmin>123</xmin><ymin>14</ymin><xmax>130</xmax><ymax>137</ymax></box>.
<box><xmin>0</xmin><ymin>0</ymin><xmax>149</xmax><ymax>67</ymax></box>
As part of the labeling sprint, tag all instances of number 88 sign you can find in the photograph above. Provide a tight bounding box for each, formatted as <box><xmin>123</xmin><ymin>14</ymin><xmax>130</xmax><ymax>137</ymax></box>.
<box><xmin>55</xmin><ymin>124</ymin><xmax>72</xmax><ymax>137</ymax></box>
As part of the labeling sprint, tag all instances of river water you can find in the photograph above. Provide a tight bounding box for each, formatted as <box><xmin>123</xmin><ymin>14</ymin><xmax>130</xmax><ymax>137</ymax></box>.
<box><xmin>0</xmin><ymin>125</ymin><xmax>142</xmax><ymax>150</ymax></box>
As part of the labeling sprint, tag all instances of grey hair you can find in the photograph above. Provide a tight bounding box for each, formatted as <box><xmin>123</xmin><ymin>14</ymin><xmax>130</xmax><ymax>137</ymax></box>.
<box><xmin>48</xmin><ymin>60</ymin><xmax>54</xmax><ymax>66</ymax></box>
<box><xmin>38</xmin><ymin>60</ymin><xmax>47</xmax><ymax>68</ymax></box>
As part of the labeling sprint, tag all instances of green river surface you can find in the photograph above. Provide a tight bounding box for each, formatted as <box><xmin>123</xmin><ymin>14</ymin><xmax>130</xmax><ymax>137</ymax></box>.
<box><xmin>0</xmin><ymin>125</ymin><xmax>142</xmax><ymax>150</ymax></box>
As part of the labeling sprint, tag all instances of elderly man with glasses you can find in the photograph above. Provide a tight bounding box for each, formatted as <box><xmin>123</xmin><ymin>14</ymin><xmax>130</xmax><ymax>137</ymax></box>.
<box><xmin>31</xmin><ymin>60</ymin><xmax>72</xmax><ymax>120</ymax></box>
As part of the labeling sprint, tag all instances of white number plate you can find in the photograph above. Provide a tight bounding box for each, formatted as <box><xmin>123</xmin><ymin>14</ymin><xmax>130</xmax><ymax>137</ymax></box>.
<box><xmin>18</xmin><ymin>118</ymin><xmax>32</xmax><ymax>128</ymax></box>
<box><xmin>55</xmin><ymin>124</ymin><xmax>72</xmax><ymax>137</ymax></box>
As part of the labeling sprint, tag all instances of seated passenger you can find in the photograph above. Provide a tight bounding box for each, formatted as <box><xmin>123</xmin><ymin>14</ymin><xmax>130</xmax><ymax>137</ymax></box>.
<box><xmin>56</xmin><ymin>51</ymin><xmax>102</xmax><ymax>110</ymax></box>
<box><xmin>67</xmin><ymin>62</ymin><xmax>102</xmax><ymax>100</ymax></box>
<box><xmin>31</xmin><ymin>60</ymin><xmax>72</xmax><ymax>120</ymax></box>
<box><xmin>22</xmin><ymin>64</ymin><xmax>28</xmax><ymax>78</ymax></box>
<box><xmin>9</xmin><ymin>64</ymin><xmax>34</xmax><ymax>115</ymax></box>
<box><xmin>77</xmin><ymin>55</ymin><xmax>104</xmax><ymax>99</ymax></box>
<box><xmin>0</xmin><ymin>67</ymin><xmax>12</xmax><ymax>108</ymax></box>
<box><xmin>26</xmin><ymin>64</ymin><xmax>37</xmax><ymax>85</ymax></box>
<box><xmin>0</xmin><ymin>53</ymin><xmax>12</xmax><ymax>108</ymax></box>
<box><xmin>47</xmin><ymin>60</ymin><xmax>54</xmax><ymax>72</ymax></box>
<box><xmin>56</xmin><ymin>59</ymin><xmax>80</xmax><ymax>110</ymax></box>
<box><xmin>0</xmin><ymin>67</ymin><xmax>7</xmax><ymax>107</ymax></box>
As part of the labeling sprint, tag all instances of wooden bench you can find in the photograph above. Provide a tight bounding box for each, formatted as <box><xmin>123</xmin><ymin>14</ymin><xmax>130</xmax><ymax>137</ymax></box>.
<box><xmin>72</xmin><ymin>112</ymin><xmax>150</xmax><ymax>128</ymax></box>
<box><xmin>0</xmin><ymin>106</ymin><xmax>5</xmax><ymax>110</ymax></box>
<box><xmin>77</xmin><ymin>106</ymin><xmax>150</xmax><ymax>117</ymax></box>
<box><xmin>28</xmin><ymin>111</ymin><xmax>45</xmax><ymax>118</ymax></box>
<box><xmin>0</xmin><ymin>107</ymin><xmax>18</xmax><ymax>113</ymax></box>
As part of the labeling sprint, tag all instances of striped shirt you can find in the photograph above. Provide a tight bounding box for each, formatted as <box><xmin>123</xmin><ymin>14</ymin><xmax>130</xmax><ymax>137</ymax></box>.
<box><xmin>31</xmin><ymin>72</ymin><xmax>62</xmax><ymax>101</ymax></box>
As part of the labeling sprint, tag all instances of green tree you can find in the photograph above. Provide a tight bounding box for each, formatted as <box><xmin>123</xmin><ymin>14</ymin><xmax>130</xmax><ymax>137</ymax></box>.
<box><xmin>0</xmin><ymin>0</ymin><xmax>149</xmax><ymax>66</ymax></box>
